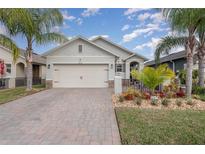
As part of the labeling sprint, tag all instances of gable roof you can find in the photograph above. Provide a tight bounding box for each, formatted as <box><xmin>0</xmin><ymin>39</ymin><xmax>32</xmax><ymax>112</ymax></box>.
<box><xmin>145</xmin><ymin>50</ymin><xmax>186</xmax><ymax>66</ymax></box>
<box><xmin>42</xmin><ymin>36</ymin><xmax>119</xmax><ymax>57</ymax></box>
<box><xmin>20</xmin><ymin>49</ymin><xmax>46</xmax><ymax>65</ymax></box>
<box><xmin>0</xmin><ymin>45</ymin><xmax>46</xmax><ymax>65</ymax></box>
<box><xmin>145</xmin><ymin>50</ymin><xmax>198</xmax><ymax>66</ymax></box>
<box><xmin>91</xmin><ymin>36</ymin><xmax>149</xmax><ymax>61</ymax></box>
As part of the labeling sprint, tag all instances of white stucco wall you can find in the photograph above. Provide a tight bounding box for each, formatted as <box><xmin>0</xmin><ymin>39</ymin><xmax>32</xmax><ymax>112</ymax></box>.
<box><xmin>46</xmin><ymin>38</ymin><xmax>116</xmax><ymax>81</ymax></box>
<box><xmin>16</xmin><ymin>63</ymin><xmax>26</xmax><ymax>78</ymax></box>
<box><xmin>125</xmin><ymin>56</ymin><xmax>145</xmax><ymax>79</ymax></box>
<box><xmin>0</xmin><ymin>46</ymin><xmax>26</xmax><ymax>88</ymax></box>
<box><xmin>39</xmin><ymin>65</ymin><xmax>46</xmax><ymax>79</ymax></box>
<box><xmin>92</xmin><ymin>38</ymin><xmax>131</xmax><ymax>59</ymax></box>
<box><xmin>92</xmin><ymin>38</ymin><xmax>147</xmax><ymax>80</ymax></box>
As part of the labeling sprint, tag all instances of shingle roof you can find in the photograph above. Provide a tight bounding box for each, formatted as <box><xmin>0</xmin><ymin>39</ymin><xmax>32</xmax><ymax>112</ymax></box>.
<box><xmin>145</xmin><ymin>50</ymin><xmax>199</xmax><ymax>66</ymax></box>
<box><xmin>0</xmin><ymin>45</ymin><xmax>46</xmax><ymax>65</ymax></box>
<box><xmin>19</xmin><ymin>49</ymin><xmax>46</xmax><ymax>65</ymax></box>
<box><xmin>145</xmin><ymin>50</ymin><xmax>186</xmax><ymax>66</ymax></box>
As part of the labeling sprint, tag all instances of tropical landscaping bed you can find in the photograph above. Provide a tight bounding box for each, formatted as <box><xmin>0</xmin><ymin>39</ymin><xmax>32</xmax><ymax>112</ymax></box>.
<box><xmin>115</xmin><ymin>107</ymin><xmax>205</xmax><ymax>144</ymax></box>
<box><xmin>113</xmin><ymin>95</ymin><xmax>205</xmax><ymax>110</ymax></box>
<box><xmin>113</xmin><ymin>85</ymin><xmax>205</xmax><ymax>110</ymax></box>
<box><xmin>0</xmin><ymin>84</ymin><xmax>46</xmax><ymax>105</ymax></box>
<box><xmin>114</xmin><ymin>64</ymin><xmax>205</xmax><ymax>145</ymax></box>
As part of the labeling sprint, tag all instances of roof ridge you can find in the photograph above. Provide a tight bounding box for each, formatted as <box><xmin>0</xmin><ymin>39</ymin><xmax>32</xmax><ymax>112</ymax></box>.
<box><xmin>42</xmin><ymin>35</ymin><xmax>119</xmax><ymax>57</ymax></box>
<box><xmin>91</xmin><ymin>36</ymin><xmax>148</xmax><ymax>60</ymax></box>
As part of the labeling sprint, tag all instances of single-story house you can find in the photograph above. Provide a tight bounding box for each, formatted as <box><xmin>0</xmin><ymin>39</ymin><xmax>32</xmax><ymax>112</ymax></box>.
<box><xmin>0</xmin><ymin>45</ymin><xmax>46</xmax><ymax>89</ymax></box>
<box><xmin>145</xmin><ymin>50</ymin><xmax>199</xmax><ymax>74</ymax></box>
<box><xmin>43</xmin><ymin>36</ymin><xmax>148</xmax><ymax>88</ymax></box>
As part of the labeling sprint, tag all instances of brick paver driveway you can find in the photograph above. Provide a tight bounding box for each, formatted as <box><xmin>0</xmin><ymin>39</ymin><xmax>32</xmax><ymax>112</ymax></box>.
<box><xmin>0</xmin><ymin>88</ymin><xmax>121</xmax><ymax>144</ymax></box>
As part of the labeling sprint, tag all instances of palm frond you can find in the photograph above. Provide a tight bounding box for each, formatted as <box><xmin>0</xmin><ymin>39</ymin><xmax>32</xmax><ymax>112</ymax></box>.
<box><xmin>155</xmin><ymin>36</ymin><xmax>187</xmax><ymax>64</ymax></box>
<box><xmin>0</xmin><ymin>9</ymin><xmax>34</xmax><ymax>36</ymax></box>
<box><xmin>131</xmin><ymin>64</ymin><xmax>175</xmax><ymax>91</ymax></box>
<box><xmin>36</xmin><ymin>32</ymin><xmax>68</xmax><ymax>45</ymax></box>
<box><xmin>162</xmin><ymin>8</ymin><xmax>205</xmax><ymax>34</ymax></box>
<box><xmin>0</xmin><ymin>34</ymin><xmax>19</xmax><ymax>62</ymax></box>
<box><xmin>37</xmin><ymin>9</ymin><xmax>63</xmax><ymax>32</ymax></box>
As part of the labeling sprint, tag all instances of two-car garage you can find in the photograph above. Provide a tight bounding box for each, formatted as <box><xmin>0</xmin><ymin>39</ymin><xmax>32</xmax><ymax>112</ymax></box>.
<box><xmin>53</xmin><ymin>64</ymin><xmax>109</xmax><ymax>88</ymax></box>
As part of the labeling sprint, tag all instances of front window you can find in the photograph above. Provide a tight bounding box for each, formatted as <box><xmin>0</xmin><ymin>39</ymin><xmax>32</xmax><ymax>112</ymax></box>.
<box><xmin>78</xmin><ymin>45</ymin><xmax>82</xmax><ymax>53</ymax></box>
<box><xmin>116</xmin><ymin>64</ymin><xmax>123</xmax><ymax>72</ymax></box>
<box><xmin>6</xmin><ymin>64</ymin><xmax>11</xmax><ymax>74</ymax></box>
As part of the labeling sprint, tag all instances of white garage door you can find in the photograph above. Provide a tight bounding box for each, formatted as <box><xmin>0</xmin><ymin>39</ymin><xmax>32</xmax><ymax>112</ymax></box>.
<box><xmin>53</xmin><ymin>64</ymin><xmax>108</xmax><ymax>88</ymax></box>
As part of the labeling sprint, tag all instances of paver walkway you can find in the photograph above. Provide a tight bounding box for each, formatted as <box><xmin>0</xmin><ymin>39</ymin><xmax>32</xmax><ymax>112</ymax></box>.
<box><xmin>0</xmin><ymin>88</ymin><xmax>121</xmax><ymax>144</ymax></box>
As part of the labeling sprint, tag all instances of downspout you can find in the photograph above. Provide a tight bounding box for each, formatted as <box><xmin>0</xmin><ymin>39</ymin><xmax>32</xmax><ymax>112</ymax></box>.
<box><xmin>170</xmin><ymin>60</ymin><xmax>175</xmax><ymax>73</ymax></box>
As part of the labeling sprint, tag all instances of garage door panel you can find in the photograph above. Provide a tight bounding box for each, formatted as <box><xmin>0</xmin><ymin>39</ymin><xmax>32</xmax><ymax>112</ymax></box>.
<box><xmin>53</xmin><ymin>64</ymin><xmax>108</xmax><ymax>88</ymax></box>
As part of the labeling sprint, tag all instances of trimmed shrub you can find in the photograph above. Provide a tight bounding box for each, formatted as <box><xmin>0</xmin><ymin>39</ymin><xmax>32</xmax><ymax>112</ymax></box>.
<box><xmin>142</xmin><ymin>92</ymin><xmax>151</xmax><ymax>100</ymax></box>
<box><xmin>118</xmin><ymin>95</ymin><xmax>124</xmax><ymax>102</ymax></box>
<box><xmin>175</xmin><ymin>99</ymin><xmax>183</xmax><ymax>107</ymax></box>
<box><xmin>176</xmin><ymin>88</ymin><xmax>185</xmax><ymax>98</ymax></box>
<box><xmin>161</xmin><ymin>98</ymin><xmax>170</xmax><ymax>107</ymax></box>
<box><xmin>134</xmin><ymin>97</ymin><xmax>142</xmax><ymax>106</ymax></box>
<box><xmin>186</xmin><ymin>98</ymin><xmax>195</xmax><ymax>106</ymax></box>
<box><xmin>151</xmin><ymin>96</ymin><xmax>158</xmax><ymax>106</ymax></box>
<box><xmin>192</xmin><ymin>86</ymin><xmax>205</xmax><ymax>95</ymax></box>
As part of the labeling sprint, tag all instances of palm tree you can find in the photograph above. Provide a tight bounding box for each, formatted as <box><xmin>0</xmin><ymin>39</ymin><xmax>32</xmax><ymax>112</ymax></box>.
<box><xmin>1</xmin><ymin>9</ymin><xmax>68</xmax><ymax>90</ymax></box>
<box><xmin>155</xmin><ymin>9</ymin><xmax>205</xmax><ymax>98</ymax></box>
<box><xmin>131</xmin><ymin>64</ymin><xmax>175</xmax><ymax>94</ymax></box>
<box><xmin>196</xmin><ymin>25</ymin><xmax>205</xmax><ymax>87</ymax></box>
<box><xmin>155</xmin><ymin>35</ymin><xmax>205</xmax><ymax>88</ymax></box>
<box><xmin>0</xmin><ymin>9</ymin><xmax>30</xmax><ymax>62</ymax></box>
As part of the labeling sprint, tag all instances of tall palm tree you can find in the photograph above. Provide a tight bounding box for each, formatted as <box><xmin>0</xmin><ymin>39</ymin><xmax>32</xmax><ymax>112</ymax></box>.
<box><xmin>1</xmin><ymin>9</ymin><xmax>68</xmax><ymax>90</ymax></box>
<box><xmin>0</xmin><ymin>9</ymin><xmax>31</xmax><ymax>62</ymax></box>
<box><xmin>23</xmin><ymin>9</ymin><xmax>68</xmax><ymax>90</ymax></box>
<box><xmin>196</xmin><ymin>25</ymin><xmax>205</xmax><ymax>87</ymax></box>
<box><xmin>155</xmin><ymin>8</ymin><xmax>205</xmax><ymax>98</ymax></box>
<box><xmin>155</xmin><ymin>32</ymin><xmax>205</xmax><ymax>88</ymax></box>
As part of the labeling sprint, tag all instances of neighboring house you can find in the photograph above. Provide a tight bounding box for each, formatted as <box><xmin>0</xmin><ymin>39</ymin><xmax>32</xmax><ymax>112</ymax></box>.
<box><xmin>145</xmin><ymin>50</ymin><xmax>199</xmax><ymax>74</ymax></box>
<box><xmin>0</xmin><ymin>45</ymin><xmax>46</xmax><ymax>89</ymax></box>
<box><xmin>43</xmin><ymin>36</ymin><xmax>148</xmax><ymax>88</ymax></box>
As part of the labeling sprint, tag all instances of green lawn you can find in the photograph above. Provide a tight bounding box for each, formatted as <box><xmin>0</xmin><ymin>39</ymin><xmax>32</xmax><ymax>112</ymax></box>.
<box><xmin>115</xmin><ymin>108</ymin><xmax>205</xmax><ymax>145</ymax></box>
<box><xmin>0</xmin><ymin>84</ymin><xmax>46</xmax><ymax>105</ymax></box>
<box><xmin>199</xmin><ymin>94</ymin><xmax>205</xmax><ymax>101</ymax></box>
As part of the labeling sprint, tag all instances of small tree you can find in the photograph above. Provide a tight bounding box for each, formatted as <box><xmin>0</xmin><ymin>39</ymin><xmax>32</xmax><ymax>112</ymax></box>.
<box><xmin>131</xmin><ymin>64</ymin><xmax>175</xmax><ymax>94</ymax></box>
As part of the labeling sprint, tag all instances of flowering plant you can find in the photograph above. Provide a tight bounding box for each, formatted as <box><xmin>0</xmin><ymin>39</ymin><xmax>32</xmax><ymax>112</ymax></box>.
<box><xmin>0</xmin><ymin>59</ymin><xmax>5</xmax><ymax>77</ymax></box>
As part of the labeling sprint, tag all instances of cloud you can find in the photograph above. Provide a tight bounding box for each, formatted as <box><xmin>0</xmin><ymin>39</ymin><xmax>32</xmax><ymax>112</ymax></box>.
<box><xmin>76</xmin><ymin>18</ymin><xmax>83</xmax><ymax>25</ymax></box>
<box><xmin>122</xmin><ymin>24</ymin><xmax>159</xmax><ymax>42</ymax></box>
<box><xmin>62</xmin><ymin>10</ymin><xmax>76</xmax><ymax>21</ymax></box>
<box><xmin>137</xmin><ymin>13</ymin><xmax>151</xmax><ymax>22</ymax></box>
<box><xmin>124</xmin><ymin>8</ymin><xmax>150</xmax><ymax>16</ymax></box>
<box><xmin>50</xmin><ymin>22</ymin><xmax>70</xmax><ymax>33</ymax></box>
<box><xmin>134</xmin><ymin>37</ymin><xmax>161</xmax><ymax>50</ymax></box>
<box><xmin>81</xmin><ymin>8</ymin><xmax>100</xmax><ymax>17</ymax></box>
<box><xmin>124</xmin><ymin>8</ymin><xmax>151</xmax><ymax>20</ymax></box>
<box><xmin>121</xmin><ymin>24</ymin><xmax>130</xmax><ymax>31</ymax></box>
<box><xmin>67</xmin><ymin>36</ymin><xmax>73</xmax><ymax>40</ymax></box>
<box><xmin>62</xmin><ymin>22</ymin><xmax>70</xmax><ymax>29</ymax></box>
<box><xmin>150</xmin><ymin>12</ymin><xmax>164</xmax><ymax>23</ymax></box>
<box><xmin>89</xmin><ymin>35</ymin><xmax>109</xmax><ymax>40</ymax></box>
<box><xmin>134</xmin><ymin>37</ymin><xmax>161</xmax><ymax>59</ymax></box>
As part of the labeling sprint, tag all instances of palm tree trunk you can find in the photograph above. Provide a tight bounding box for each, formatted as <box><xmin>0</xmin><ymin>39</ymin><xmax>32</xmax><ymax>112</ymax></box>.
<box><xmin>198</xmin><ymin>51</ymin><xmax>205</xmax><ymax>87</ymax></box>
<box><xmin>26</xmin><ymin>62</ymin><xmax>32</xmax><ymax>90</ymax></box>
<box><xmin>185</xmin><ymin>35</ymin><xmax>196</xmax><ymax>98</ymax></box>
<box><xmin>186</xmin><ymin>52</ymin><xmax>193</xmax><ymax>98</ymax></box>
<box><xmin>26</xmin><ymin>39</ymin><xmax>33</xmax><ymax>91</ymax></box>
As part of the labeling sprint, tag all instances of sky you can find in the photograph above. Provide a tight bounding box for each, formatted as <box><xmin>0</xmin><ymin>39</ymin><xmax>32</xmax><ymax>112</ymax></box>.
<box><xmin>1</xmin><ymin>8</ymin><xmax>178</xmax><ymax>60</ymax></box>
